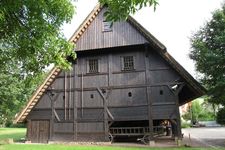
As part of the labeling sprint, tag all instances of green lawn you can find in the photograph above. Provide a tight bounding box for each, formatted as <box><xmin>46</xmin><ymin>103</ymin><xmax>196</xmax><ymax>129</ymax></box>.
<box><xmin>0</xmin><ymin>128</ymin><xmax>223</xmax><ymax>150</ymax></box>
<box><xmin>0</xmin><ymin>144</ymin><xmax>221</xmax><ymax>150</ymax></box>
<box><xmin>0</xmin><ymin>128</ymin><xmax>26</xmax><ymax>142</ymax></box>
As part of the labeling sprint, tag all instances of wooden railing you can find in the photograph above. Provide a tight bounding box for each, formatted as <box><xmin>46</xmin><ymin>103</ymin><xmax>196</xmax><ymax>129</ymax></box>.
<box><xmin>109</xmin><ymin>126</ymin><xmax>165</xmax><ymax>136</ymax></box>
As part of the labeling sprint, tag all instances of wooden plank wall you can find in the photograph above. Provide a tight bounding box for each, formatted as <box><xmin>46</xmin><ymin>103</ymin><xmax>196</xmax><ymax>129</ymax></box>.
<box><xmin>27</xmin><ymin>45</ymin><xmax>183</xmax><ymax>142</ymax></box>
<box><xmin>75</xmin><ymin>7</ymin><xmax>147</xmax><ymax>51</ymax></box>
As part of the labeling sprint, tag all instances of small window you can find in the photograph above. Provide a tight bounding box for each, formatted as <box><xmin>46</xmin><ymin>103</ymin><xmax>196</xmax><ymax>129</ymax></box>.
<box><xmin>103</xmin><ymin>21</ymin><xmax>112</xmax><ymax>32</ymax></box>
<box><xmin>160</xmin><ymin>90</ymin><xmax>163</xmax><ymax>95</ymax></box>
<box><xmin>122</xmin><ymin>56</ymin><xmax>134</xmax><ymax>71</ymax></box>
<box><xmin>101</xmin><ymin>89</ymin><xmax>106</xmax><ymax>94</ymax></box>
<box><xmin>89</xmin><ymin>59</ymin><xmax>98</xmax><ymax>73</ymax></box>
<box><xmin>128</xmin><ymin>92</ymin><xmax>132</xmax><ymax>97</ymax></box>
<box><xmin>90</xmin><ymin>94</ymin><xmax>94</xmax><ymax>99</ymax></box>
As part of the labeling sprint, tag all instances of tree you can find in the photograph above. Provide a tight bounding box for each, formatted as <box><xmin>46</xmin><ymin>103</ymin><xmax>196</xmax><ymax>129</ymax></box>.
<box><xmin>182</xmin><ymin>100</ymin><xmax>215</xmax><ymax>124</ymax></box>
<box><xmin>0</xmin><ymin>63</ymin><xmax>46</xmax><ymax>126</ymax></box>
<box><xmin>100</xmin><ymin>0</ymin><xmax>158</xmax><ymax>21</ymax></box>
<box><xmin>190</xmin><ymin>3</ymin><xmax>225</xmax><ymax>107</ymax></box>
<box><xmin>0</xmin><ymin>0</ymin><xmax>75</xmax><ymax>74</ymax></box>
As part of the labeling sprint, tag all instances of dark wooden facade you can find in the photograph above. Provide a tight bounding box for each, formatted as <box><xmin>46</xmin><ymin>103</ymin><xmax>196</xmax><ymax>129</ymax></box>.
<box><xmin>15</xmin><ymin>5</ymin><xmax>205</xmax><ymax>144</ymax></box>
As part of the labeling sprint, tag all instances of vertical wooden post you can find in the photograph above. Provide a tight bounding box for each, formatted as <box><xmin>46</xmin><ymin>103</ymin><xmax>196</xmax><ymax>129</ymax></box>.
<box><xmin>175</xmin><ymin>96</ymin><xmax>182</xmax><ymax>140</ymax></box>
<box><xmin>97</xmin><ymin>88</ymin><xmax>109</xmax><ymax>141</ymax></box>
<box><xmin>108</xmin><ymin>53</ymin><xmax>112</xmax><ymax>87</ymax></box>
<box><xmin>50</xmin><ymin>93</ymin><xmax>54</xmax><ymax>141</ymax></box>
<box><xmin>26</xmin><ymin>119</ymin><xmax>31</xmax><ymax>141</ymax></box>
<box><xmin>69</xmin><ymin>71</ymin><xmax>72</xmax><ymax>120</ymax></box>
<box><xmin>144</xmin><ymin>45</ymin><xmax>154</xmax><ymax>145</ymax></box>
<box><xmin>103</xmin><ymin>96</ymin><xmax>109</xmax><ymax>141</ymax></box>
<box><xmin>64</xmin><ymin>72</ymin><xmax>67</xmax><ymax>120</ymax></box>
<box><xmin>169</xmin><ymin>83</ymin><xmax>184</xmax><ymax>144</ymax></box>
<box><xmin>73</xmin><ymin>64</ymin><xmax>77</xmax><ymax>141</ymax></box>
<box><xmin>81</xmin><ymin>72</ymin><xmax>84</xmax><ymax>117</ymax></box>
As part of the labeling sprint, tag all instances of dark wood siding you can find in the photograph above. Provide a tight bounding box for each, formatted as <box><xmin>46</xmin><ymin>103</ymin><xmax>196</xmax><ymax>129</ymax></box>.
<box><xmin>26</xmin><ymin>45</ymin><xmax>183</xmax><ymax>142</ymax></box>
<box><xmin>75</xmin><ymin>8</ymin><xmax>147</xmax><ymax>51</ymax></box>
<box><xmin>28</xmin><ymin>120</ymin><xmax>49</xmax><ymax>143</ymax></box>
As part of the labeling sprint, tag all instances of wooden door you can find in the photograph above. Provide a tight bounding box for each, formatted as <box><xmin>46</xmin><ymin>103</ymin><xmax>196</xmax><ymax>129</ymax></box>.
<box><xmin>30</xmin><ymin>120</ymin><xmax>49</xmax><ymax>143</ymax></box>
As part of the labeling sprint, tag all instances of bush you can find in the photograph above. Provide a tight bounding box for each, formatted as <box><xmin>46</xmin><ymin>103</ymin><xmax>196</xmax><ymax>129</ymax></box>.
<box><xmin>181</xmin><ymin>121</ymin><xmax>191</xmax><ymax>128</ymax></box>
<box><xmin>216</xmin><ymin>108</ymin><xmax>225</xmax><ymax>125</ymax></box>
<box><xmin>5</xmin><ymin>120</ymin><xmax>25</xmax><ymax>128</ymax></box>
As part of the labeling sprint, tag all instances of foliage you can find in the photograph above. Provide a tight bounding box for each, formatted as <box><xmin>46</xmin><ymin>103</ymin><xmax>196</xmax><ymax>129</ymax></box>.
<box><xmin>181</xmin><ymin>121</ymin><xmax>191</xmax><ymax>128</ymax></box>
<box><xmin>190</xmin><ymin>3</ymin><xmax>225</xmax><ymax>107</ymax></box>
<box><xmin>216</xmin><ymin>108</ymin><xmax>225</xmax><ymax>125</ymax></box>
<box><xmin>0</xmin><ymin>0</ymin><xmax>75</xmax><ymax>74</ymax></box>
<box><xmin>99</xmin><ymin>0</ymin><xmax>158</xmax><ymax>21</ymax></box>
<box><xmin>182</xmin><ymin>100</ymin><xmax>215</xmax><ymax>123</ymax></box>
<box><xmin>0</xmin><ymin>64</ymin><xmax>47</xmax><ymax>126</ymax></box>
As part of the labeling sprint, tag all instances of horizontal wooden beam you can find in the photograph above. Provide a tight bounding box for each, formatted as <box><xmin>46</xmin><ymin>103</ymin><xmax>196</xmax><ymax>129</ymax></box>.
<box><xmin>48</xmin><ymin>82</ymin><xmax>184</xmax><ymax>92</ymax></box>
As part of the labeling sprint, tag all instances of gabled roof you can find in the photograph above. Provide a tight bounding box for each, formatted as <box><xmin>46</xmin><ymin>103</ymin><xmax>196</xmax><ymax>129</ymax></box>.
<box><xmin>14</xmin><ymin>3</ymin><xmax>206</xmax><ymax>123</ymax></box>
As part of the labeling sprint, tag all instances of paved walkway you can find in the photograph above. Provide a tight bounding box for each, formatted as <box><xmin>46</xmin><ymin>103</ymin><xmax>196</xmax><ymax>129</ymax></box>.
<box><xmin>182</xmin><ymin>127</ymin><xmax>225</xmax><ymax>148</ymax></box>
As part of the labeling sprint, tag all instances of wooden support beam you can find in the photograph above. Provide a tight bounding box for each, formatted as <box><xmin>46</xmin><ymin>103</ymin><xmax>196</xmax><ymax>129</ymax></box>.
<box><xmin>54</xmin><ymin>110</ymin><xmax>61</xmax><ymax>121</ymax></box>
<box><xmin>144</xmin><ymin>46</ymin><xmax>154</xmax><ymax>144</ymax></box>
<box><xmin>47</xmin><ymin>91</ymin><xmax>61</xmax><ymax>141</ymax></box>
<box><xmin>64</xmin><ymin>72</ymin><xmax>67</xmax><ymax>120</ymax></box>
<box><xmin>106</xmin><ymin>108</ymin><xmax>114</xmax><ymax>121</ymax></box>
<box><xmin>73</xmin><ymin>65</ymin><xmax>77</xmax><ymax>141</ymax></box>
<box><xmin>168</xmin><ymin>83</ymin><xmax>185</xmax><ymax>140</ymax></box>
<box><xmin>97</xmin><ymin>87</ymin><xmax>112</xmax><ymax>141</ymax></box>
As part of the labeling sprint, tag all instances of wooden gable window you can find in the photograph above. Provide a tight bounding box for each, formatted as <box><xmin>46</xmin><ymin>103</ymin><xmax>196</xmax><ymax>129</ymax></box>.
<box><xmin>103</xmin><ymin>21</ymin><xmax>112</xmax><ymax>32</ymax></box>
<box><xmin>88</xmin><ymin>59</ymin><xmax>99</xmax><ymax>73</ymax></box>
<box><xmin>122</xmin><ymin>56</ymin><xmax>135</xmax><ymax>71</ymax></box>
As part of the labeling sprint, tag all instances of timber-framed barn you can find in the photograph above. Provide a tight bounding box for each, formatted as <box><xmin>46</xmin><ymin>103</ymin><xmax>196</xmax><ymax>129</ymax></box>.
<box><xmin>15</xmin><ymin>4</ymin><xmax>205</xmax><ymax>144</ymax></box>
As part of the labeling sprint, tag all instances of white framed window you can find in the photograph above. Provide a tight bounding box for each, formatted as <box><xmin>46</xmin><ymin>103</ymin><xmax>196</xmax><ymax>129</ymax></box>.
<box><xmin>88</xmin><ymin>59</ymin><xmax>99</xmax><ymax>73</ymax></box>
<box><xmin>121</xmin><ymin>56</ymin><xmax>135</xmax><ymax>71</ymax></box>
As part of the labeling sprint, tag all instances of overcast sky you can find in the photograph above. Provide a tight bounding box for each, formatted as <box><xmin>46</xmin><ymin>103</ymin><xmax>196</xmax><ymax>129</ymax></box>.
<box><xmin>62</xmin><ymin>0</ymin><xmax>224</xmax><ymax>78</ymax></box>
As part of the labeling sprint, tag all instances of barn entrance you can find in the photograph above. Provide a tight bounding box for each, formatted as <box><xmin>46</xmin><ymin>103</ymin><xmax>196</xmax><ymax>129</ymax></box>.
<box><xmin>29</xmin><ymin>120</ymin><xmax>50</xmax><ymax>143</ymax></box>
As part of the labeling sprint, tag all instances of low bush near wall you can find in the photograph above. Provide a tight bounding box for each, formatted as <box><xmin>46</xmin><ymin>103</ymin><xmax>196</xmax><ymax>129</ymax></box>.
<box><xmin>216</xmin><ymin>108</ymin><xmax>225</xmax><ymax>125</ymax></box>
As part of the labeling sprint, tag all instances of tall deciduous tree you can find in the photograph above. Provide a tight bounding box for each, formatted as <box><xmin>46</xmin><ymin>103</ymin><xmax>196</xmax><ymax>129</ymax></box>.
<box><xmin>190</xmin><ymin>4</ymin><xmax>225</xmax><ymax>107</ymax></box>
<box><xmin>0</xmin><ymin>0</ymin><xmax>75</xmax><ymax>74</ymax></box>
<box><xmin>0</xmin><ymin>64</ymin><xmax>46</xmax><ymax>126</ymax></box>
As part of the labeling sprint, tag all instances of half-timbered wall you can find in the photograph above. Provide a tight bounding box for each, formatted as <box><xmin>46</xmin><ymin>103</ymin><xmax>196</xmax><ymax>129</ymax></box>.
<box><xmin>27</xmin><ymin>45</ymin><xmax>183</xmax><ymax>142</ymax></box>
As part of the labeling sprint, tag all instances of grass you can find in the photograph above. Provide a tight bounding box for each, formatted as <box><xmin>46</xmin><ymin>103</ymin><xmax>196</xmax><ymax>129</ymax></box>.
<box><xmin>0</xmin><ymin>128</ymin><xmax>26</xmax><ymax>142</ymax></box>
<box><xmin>0</xmin><ymin>128</ymin><xmax>223</xmax><ymax>150</ymax></box>
<box><xmin>0</xmin><ymin>144</ymin><xmax>221</xmax><ymax>150</ymax></box>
